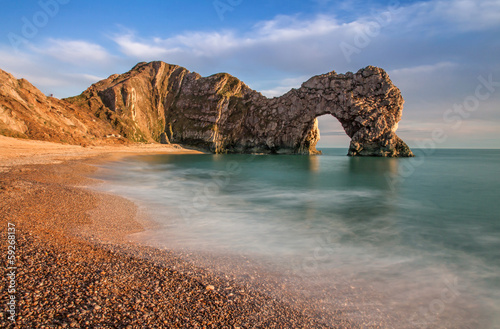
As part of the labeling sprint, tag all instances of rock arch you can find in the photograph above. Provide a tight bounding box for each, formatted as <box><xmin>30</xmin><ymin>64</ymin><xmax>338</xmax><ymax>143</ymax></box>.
<box><xmin>165</xmin><ymin>64</ymin><xmax>413</xmax><ymax>156</ymax></box>
<box><xmin>247</xmin><ymin>65</ymin><xmax>414</xmax><ymax>157</ymax></box>
<box><xmin>73</xmin><ymin>61</ymin><xmax>413</xmax><ymax>157</ymax></box>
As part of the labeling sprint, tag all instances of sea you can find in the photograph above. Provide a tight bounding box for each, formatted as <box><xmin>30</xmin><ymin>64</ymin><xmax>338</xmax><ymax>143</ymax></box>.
<box><xmin>92</xmin><ymin>148</ymin><xmax>500</xmax><ymax>328</ymax></box>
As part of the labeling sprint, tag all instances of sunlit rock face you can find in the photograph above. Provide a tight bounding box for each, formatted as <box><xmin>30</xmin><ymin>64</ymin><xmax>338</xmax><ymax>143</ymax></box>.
<box><xmin>0</xmin><ymin>68</ymin><xmax>122</xmax><ymax>145</ymax></box>
<box><xmin>70</xmin><ymin>61</ymin><xmax>413</xmax><ymax>156</ymax></box>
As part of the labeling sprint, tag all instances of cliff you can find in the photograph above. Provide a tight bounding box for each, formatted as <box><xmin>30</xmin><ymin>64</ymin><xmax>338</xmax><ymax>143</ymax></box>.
<box><xmin>0</xmin><ymin>69</ymin><xmax>124</xmax><ymax>145</ymax></box>
<box><xmin>1</xmin><ymin>62</ymin><xmax>413</xmax><ymax>156</ymax></box>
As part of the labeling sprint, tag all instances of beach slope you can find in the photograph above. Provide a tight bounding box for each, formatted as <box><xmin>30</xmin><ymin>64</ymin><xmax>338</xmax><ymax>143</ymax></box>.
<box><xmin>0</xmin><ymin>136</ymin><xmax>352</xmax><ymax>328</ymax></box>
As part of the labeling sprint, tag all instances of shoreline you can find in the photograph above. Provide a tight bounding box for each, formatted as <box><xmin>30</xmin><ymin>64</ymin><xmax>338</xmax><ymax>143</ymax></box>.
<box><xmin>0</xmin><ymin>135</ymin><xmax>206</xmax><ymax>170</ymax></box>
<box><xmin>0</xmin><ymin>136</ymin><xmax>350</xmax><ymax>328</ymax></box>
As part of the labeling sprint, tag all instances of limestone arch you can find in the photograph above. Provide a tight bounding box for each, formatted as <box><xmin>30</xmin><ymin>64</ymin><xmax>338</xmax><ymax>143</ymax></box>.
<box><xmin>265</xmin><ymin>66</ymin><xmax>413</xmax><ymax>156</ymax></box>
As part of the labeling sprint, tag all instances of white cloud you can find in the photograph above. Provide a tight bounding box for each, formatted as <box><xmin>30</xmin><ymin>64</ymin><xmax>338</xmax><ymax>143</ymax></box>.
<box><xmin>389</xmin><ymin>62</ymin><xmax>457</xmax><ymax>76</ymax></box>
<box><xmin>111</xmin><ymin>14</ymin><xmax>344</xmax><ymax>66</ymax></box>
<box><xmin>0</xmin><ymin>47</ymin><xmax>64</xmax><ymax>87</ymax></box>
<box><xmin>109</xmin><ymin>0</ymin><xmax>500</xmax><ymax>77</ymax></box>
<box><xmin>433</xmin><ymin>0</ymin><xmax>500</xmax><ymax>31</ymax></box>
<box><xmin>383</xmin><ymin>0</ymin><xmax>500</xmax><ymax>34</ymax></box>
<box><xmin>33</xmin><ymin>39</ymin><xmax>113</xmax><ymax>65</ymax></box>
<box><xmin>0</xmin><ymin>46</ymin><xmax>114</xmax><ymax>97</ymax></box>
<box><xmin>114</xmin><ymin>33</ymin><xmax>176</xmax><ymax>59</ymax></box>
<box><xmin>0</xmin><ymin>48</ymin><xmax>38</xmax><ymax>72</ymax></box>
<box><xmin>253</xmin><ymin>14</ymin><xmax>340</xmax><ymax>40</ymax></box>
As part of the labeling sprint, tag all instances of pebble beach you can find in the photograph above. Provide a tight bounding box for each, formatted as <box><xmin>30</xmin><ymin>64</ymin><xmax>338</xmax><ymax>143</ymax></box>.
<box><xmin>0</xmin><ymin>137</ymin><xmax>363</xmax><ymax>328</ymax></box>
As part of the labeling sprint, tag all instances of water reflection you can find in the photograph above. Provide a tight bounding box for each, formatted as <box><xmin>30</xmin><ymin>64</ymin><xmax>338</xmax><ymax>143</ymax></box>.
<box><xmin>308</xmin><ymin>155</ymin><xmax>320</xmax><ymax>173</ymax></box>
<box><xmin>347</xmin><ymin>156</ymin><xmax>399</xmax><ymax>190</ymax></box>
<box><xmin>349</xmin><ymin>156</ymin><xmax>398</xmax><ymax>173</ymax></box>
<box><xmin>327</xmin><ymin>156</ymin><xmax>403</xmax><ymax>249</ymax></box>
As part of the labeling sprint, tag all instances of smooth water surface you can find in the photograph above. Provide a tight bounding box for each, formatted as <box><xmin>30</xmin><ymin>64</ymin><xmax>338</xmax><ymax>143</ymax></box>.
<box><xmin>93</xmin><ymin>148</ymin><xmax>500</xmax><ymax>328</ymax></box>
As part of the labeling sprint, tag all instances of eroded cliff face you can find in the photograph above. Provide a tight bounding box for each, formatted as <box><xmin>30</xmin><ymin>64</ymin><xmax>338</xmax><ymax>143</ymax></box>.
<box><xmin>0</xmin><ymin>69</ymin><xmax>122</xmax><ymax>145</ymax></box>
<box><xmin>70</xmin><ymin>61</ymin><xmax>413</xmax><ymax>156</ymax></box>
<box><xmin>0</xmin><ymin>62</ymin><xmax>413</xmax><ymax>156</ymax></box>
<box><xmin>67</xmin><ymin>61</ymin><xmax>189</xmax><ymax>143</ymax></box>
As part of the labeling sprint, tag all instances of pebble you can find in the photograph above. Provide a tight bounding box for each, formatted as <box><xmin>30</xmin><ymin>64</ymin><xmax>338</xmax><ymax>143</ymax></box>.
<box><xmin>0</xmin><ymin>159</ymin><xmax>361</xmax><ymax>328</ymax></box>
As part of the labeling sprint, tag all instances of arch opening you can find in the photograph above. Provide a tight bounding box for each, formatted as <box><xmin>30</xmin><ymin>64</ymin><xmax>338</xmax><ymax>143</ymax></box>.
<box><xmin>315</xmin><ymin>114</ymin><xmax>351</xmax><ymax>152</ymax></box>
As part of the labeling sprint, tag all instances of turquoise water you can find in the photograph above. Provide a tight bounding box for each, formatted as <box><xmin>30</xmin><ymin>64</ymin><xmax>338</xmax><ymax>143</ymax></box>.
<box><xmin>94</xmin><ymin>148</ymin><xmax>500</xmax><ymax>328</ymax></box>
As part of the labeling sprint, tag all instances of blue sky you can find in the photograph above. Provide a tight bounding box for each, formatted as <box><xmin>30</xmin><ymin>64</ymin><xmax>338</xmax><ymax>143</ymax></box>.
<box><xmin>1</xmin><ymin>0</ymin><xmax>499</xmax><ymax>148</ymax></box>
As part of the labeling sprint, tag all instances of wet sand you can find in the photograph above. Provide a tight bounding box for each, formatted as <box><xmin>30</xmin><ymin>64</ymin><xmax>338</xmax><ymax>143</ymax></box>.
<box><xmin>0</xmin><ymin>136</ymin><xmax>359</xmax><ymax>328</ymax></box>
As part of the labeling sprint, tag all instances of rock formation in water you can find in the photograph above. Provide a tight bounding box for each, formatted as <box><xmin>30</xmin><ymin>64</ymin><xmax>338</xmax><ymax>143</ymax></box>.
<box><xmin>69</xmin><ymin>61</ymin><xmax>413</xmax><ymax>156</ymax></box>
<box><xmin>1</xmin><ymin>62</ymin><xmax>413</xmax><ymax>156</ymax></box>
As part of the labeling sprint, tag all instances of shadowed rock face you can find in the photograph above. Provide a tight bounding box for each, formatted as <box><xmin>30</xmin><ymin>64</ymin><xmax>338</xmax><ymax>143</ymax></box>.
<box><xmin>70</xmin><ymin>61</ymin><xmax>413</xmax><ymax>156</ymax></box>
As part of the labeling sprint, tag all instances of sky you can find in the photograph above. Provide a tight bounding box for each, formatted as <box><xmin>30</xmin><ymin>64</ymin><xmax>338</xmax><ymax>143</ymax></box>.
<box><xmin>0</xmin><ymin>0</ymin><xmax>499</xmax><ymax>148</ymax></box>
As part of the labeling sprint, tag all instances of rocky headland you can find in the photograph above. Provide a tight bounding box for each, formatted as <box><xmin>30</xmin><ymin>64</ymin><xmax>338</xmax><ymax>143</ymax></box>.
<box><xmin>1</xmin><ymin>61</ymin><xmax>413</xmax><ymax>156</ymax></box>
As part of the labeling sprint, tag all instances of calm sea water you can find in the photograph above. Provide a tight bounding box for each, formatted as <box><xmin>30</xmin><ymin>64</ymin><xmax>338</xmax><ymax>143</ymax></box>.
<box><xmin>93</xmin><ymin>148</ymin><xmax>500</xmax><ymax>328</ymax></box>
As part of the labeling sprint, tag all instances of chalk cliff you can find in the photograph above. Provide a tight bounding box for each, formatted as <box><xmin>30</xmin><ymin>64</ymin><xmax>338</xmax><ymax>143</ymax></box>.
<box><xmin>0</xmin><ymin>62</ymin><xmax>413</xmax><ymax>156</ymax></box>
